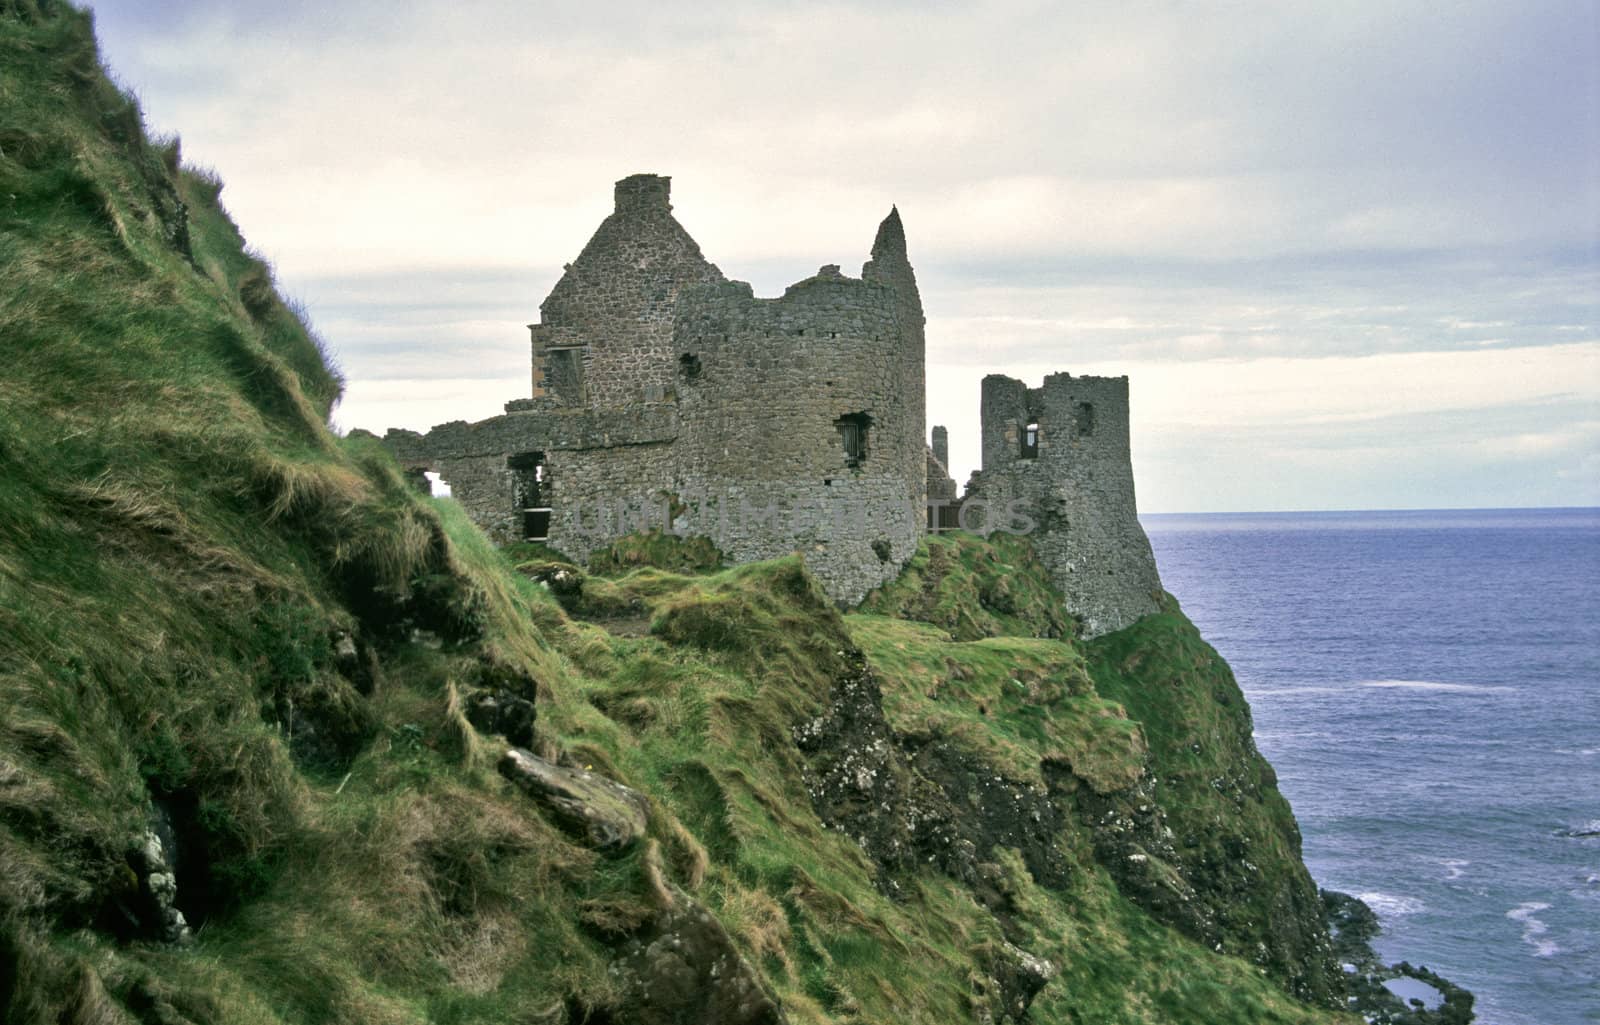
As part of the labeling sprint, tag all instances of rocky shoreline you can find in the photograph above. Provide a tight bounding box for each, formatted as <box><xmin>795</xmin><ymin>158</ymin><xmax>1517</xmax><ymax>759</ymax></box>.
<box><xmin>1323</xmin><ymin>890</ymin><xmax>1476</xmax><ymax>1024</ymax></box>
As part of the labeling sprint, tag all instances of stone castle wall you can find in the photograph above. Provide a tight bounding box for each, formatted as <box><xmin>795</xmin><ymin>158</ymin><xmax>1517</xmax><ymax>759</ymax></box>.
<box><xmin>386</xmin><ymin>175</ymin><xmax>925</xmax><ymax>605</ymax></box>
<box><xmin>382</xmin><ymin>404</ymin><xmax>680</xmax><ymax>548</ymax></box>
<box><xmin>381</xmin><ymin>173</ymin><xmax>1165</xmax><ymax>629</ymax></box>
<box><xmin>861</xmin><ymin>207</ymin><xmax>926</xmax><ymax>506</ymax></box>
<box><xmin>668</xmin><ymin>259</ymin><xmax>925</xmax><ymax>600</ymax></box>
<box><xmin>967</xmin><ymin>372</ymin><xmax>1163</xmax><ymax>637</ymax></box>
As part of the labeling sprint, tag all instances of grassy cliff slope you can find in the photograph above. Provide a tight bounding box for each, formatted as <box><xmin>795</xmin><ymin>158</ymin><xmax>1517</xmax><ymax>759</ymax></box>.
<box><xmin>1</xmin><ymin>5</ymin><xmax>1350</xmax><ymax>1023</ymax></box>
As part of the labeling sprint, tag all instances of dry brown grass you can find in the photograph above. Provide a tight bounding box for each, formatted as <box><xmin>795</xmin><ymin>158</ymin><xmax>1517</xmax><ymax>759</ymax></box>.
<box><xmin>666</xmin><ymin>813</ymin><xmax>709</xmax><ymax>891</ymax></box>
<box><xmin>720</xmin><ymin>885</ymin><xmax>794</xmax><ymax>975</ymax></box>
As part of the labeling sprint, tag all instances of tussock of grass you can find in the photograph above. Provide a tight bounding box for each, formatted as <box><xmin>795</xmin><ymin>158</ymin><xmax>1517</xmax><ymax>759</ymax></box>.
<box><xmin>586</xmin><ymin>527</ymin><xmax>723</xmax><ymax>576</ymax></box>
<box><xmin>859</xmin><ymin>531</ymin><xmax>1072</xmax><ymax>641</ymax></box>
<box><xmin>847</xmin><ymin>614</ymin><xmax>1146</xmax><ymax>792</ymax></box>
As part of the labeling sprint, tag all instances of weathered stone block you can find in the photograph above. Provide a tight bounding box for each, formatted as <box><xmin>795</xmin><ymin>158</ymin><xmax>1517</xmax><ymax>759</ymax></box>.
<box><xmin>498</xmin><ymin>748</ymin><xmax>649</xmax><ymax>854</ymax></box>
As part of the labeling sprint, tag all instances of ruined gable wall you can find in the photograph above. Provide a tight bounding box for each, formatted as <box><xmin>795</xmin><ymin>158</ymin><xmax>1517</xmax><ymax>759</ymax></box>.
<box><xmin>970</xmin><ymin>372</ymin><xmax>1163</xmax><ymax>637</ymax></box>
<box><xmin>927</xmin><ymin>449</ymin><xmax>959</xmax><ymax>504</ymax></box>
<box><xmin>531</xmin><ymin>174</ymin><xmax>724</xmax><ymax>408</ymax></box>
<box><xmin>928</xmin><ymin>426</ymin><xmax>958</xmax><ymax>509</ymax></box>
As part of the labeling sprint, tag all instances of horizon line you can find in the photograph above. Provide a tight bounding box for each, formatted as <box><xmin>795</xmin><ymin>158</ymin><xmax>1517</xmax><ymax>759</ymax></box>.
<box><xmin>1138</xmin><ymin>504</ymin><xmax>1599</xmax><ymax>517</ymax></box>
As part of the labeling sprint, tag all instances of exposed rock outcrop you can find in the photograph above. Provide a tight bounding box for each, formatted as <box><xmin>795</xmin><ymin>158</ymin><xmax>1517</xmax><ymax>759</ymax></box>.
<box><xmin>794</xmin><ymin>650</ymin><xmax>1070</xmax><ymax>901</ymax></box>
<box><xmin>793</xmin><ymin>649</ymin><xmax>1061</xmax><ymax>1019</ymax></box>
<box><xmin>128</xmin><ymin>809</ymin><xmax>191</xmax><ymax>946</ymax></box>
<box><xmin>977</xmin><ymin>941</ymin><xmax>1057</xmax><ymax>1025</ymax></box>
<box><xmin>1047</xmin><ymin>763</ymin><xmax>1212</xmax><ymax>941</ymax></box>
<box><xmin>498</xmin><ymin>748</ymin><xmax>649</xmax><ymax>854</ymax></box>
<box><xmin>465</xmin><ymin>690</ymin><xmax>537</xmax><ymax>749</ymax></box>
<box><xmin>1323</xmin><ymin>890</ymin><xmax>1476</xmax><ymax>1025</ymax></box>
<box><xmin>606</xmin><ymin>887</ymin><xmax>787</xmax><ymax>1025</ymax></box>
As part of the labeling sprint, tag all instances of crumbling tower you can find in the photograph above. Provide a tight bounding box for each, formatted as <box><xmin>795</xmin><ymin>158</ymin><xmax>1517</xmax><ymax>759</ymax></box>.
<box><xmin>966</xmin><ymin>372</ymin><xmax>1163</xmax><ymax>637</ymax></box>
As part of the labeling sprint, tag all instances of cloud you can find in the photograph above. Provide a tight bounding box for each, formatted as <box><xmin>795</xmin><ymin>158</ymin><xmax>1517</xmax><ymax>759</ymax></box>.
<box><xmin>84</xmin><ymin>0</ymin><xmax>1600</xmax><ymax>511</ymax></box>
<box><xmin>92</xmin><ymin>0</ymin><xmax>1597</xmax><ymax>267</ymax></box>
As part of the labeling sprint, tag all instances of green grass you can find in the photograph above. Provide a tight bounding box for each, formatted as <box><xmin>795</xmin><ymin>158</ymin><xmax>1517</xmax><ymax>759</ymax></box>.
<box><xmin>1086</xmin><ymin>597</ymin><xmax>1345</xmax><ymax>1005</ymax></box>
<box><xmin>585</xmin><ymin>527</ymin><xmax>724</xmax><ymax>576</ymax></box>
<box><xmin>846</xmin><ymin>614</ymin><xmax>1145</xmax><ymax>791</ymax></box>
<box><xmin>0</xmin><ymin>5</ymin><xmax>1354</xmax><ymax>1023</ymax></box>
<box><xmin>859</xmin><ymin>531</ymin><xmax>1073</xmax><ymax>640</ymax></box>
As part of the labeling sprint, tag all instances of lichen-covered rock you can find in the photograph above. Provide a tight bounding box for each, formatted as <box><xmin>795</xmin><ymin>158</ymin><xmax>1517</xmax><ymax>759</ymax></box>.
<box><xmin>498</xmin><ymin>748</ymin><xmax>649</xmax><ymax>854</ymax></box>
<box><xmin>976</xmin><ymin>940</ymin><xmax>1056</xmax><ymax>1024</ymax></box>
<box><xmin>330</xmin><ymin>628</ymin><xmax>380</xmax><ymax>695</ymax></box>
<box><xmin>1048</xmin><ymin>763</ymin><xmax>1213</xmax><ymax>942</ymax></box>
<box><xmin>518</xmin><ymin>559</ymin><xmax>585</xmax><ymax>599</ymax></box>
<box><xmin>129</xmin><ymin>820</ymin><xmax>191</xmax><ymax>946</ymax></box>
<box><xmin>465</xmin><ymin>689</ymin><xmax>537</xmax><ymax>748</ymax></box>
<box><xmin>795</xmin><ymin>649</ymin><xmax>1070</xmax><ymax>901</ymax></box>
<box><xmin>608</xmin><ymin>888</ymin><xmax>786</xmax><ymax>1025</ymax></box>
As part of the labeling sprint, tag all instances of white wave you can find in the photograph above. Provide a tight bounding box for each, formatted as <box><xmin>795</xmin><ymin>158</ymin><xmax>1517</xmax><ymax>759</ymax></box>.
<box><xmin>1252</xmin><ymin>729</ymin><xmax>1335</xmax><ymax>743</ymax></box>
<box><xmin>1242</xmin><ymin>686</ymin><xmax>1348</xmax><ymax>697</ymax></box>
<box><xmin>1440</xmin><ymin>859</ymin><xmax>1470</xmax><ymax>881</ymax></box>
<box><xmin>1357</xmin><ymin>679</ymin><xmax>1516</xmax><ymax>693</ymax></box>
<box><xmin>1357</xmin><ymin>891</ymin><xmax>1425</xmax><ymax>918</ymax></box>
<box><xmin>1506</xmin><ymin>902</ymin><xmax>1560</xmax><ymax>958</ymax></box>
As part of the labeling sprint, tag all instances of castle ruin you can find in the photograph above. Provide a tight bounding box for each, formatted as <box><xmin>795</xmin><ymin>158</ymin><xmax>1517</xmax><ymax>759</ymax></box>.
<box><xmin>381</xmin><ymin>173</ymin><xmax>1162</xmax><ymax>634</ymax></box>
<box><xmin>962</xmin><ymin>373</ymin><xmax>1163</xmax><ymax>636</ymax></box>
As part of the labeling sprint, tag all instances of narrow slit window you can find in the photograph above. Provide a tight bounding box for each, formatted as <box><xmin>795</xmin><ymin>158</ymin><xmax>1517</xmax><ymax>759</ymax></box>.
<box><xmin>1020</xmin><ymin>420</ymin><xmax>1040</xmax><ymax>459</ymax></box>
<box><xmin>1075</xmin><ymin>402</ymin><xmax>1095</xmax><ymax>436</ymax></box>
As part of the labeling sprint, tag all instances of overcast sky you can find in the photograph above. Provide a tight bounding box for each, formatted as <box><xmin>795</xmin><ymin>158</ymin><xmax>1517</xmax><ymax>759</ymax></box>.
<box><xmin>88</xmin><ymin>0</ymin><xmax>1598</xmax><ymax>512</ymax></box>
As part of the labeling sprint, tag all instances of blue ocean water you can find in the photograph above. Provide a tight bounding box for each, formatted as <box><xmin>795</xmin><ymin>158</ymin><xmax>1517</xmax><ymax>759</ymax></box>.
<box><xmin>1142</xmin><ymin>508</ymin><xmax>1600</xmax><ymax>1025</ymax></box>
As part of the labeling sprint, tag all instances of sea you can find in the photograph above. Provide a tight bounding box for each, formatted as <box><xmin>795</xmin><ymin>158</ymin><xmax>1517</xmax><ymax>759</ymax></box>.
<box><xmin>1142</xmin><ymin>508</ymin><xmax>1600</xmax><ymax>1025</ymax></box>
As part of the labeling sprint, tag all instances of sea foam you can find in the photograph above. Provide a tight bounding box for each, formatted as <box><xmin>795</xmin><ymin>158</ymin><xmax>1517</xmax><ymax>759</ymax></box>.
<box><xmin>1506</xmin><ymin>902</ymin><xmax>1560</xmax><ymax>957</ymax></box>
<box><xmin>1357</xmin><ymin>680</ymin><xmax>1516</xmax><ymax>693</ymax></box>
<box><xmin>1357</xmin><ymin>891</ymin><xmax>1425</xmax><ymax>918</ymax></box>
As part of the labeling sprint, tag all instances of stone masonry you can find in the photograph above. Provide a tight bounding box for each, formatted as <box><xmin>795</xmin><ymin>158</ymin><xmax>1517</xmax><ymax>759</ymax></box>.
<box><xmin>378</xmin><ymin>173</ymin><xmax>1162</xmax><ymax>629</ymax></box>
<box><xmin>382</xmin><ymin>174</ymin><xmax>926</xmax><ymax>603</ymax></box>
<box><xmin>963</xmin><ymin>373</ymin><xmax>1163</xmax><ymax>636</ymax></box>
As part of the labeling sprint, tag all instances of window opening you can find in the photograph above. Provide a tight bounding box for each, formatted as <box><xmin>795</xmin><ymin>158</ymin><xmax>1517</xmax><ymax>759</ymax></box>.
<box><xmin>509</xmin><ymin>452</ymin><xmax>552</xmax><ymax>540</ymax></box>
<box><xmin>834</xmin><ymin>412</ymin><xmax>872</xmax><ymax>468</ymax></box>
